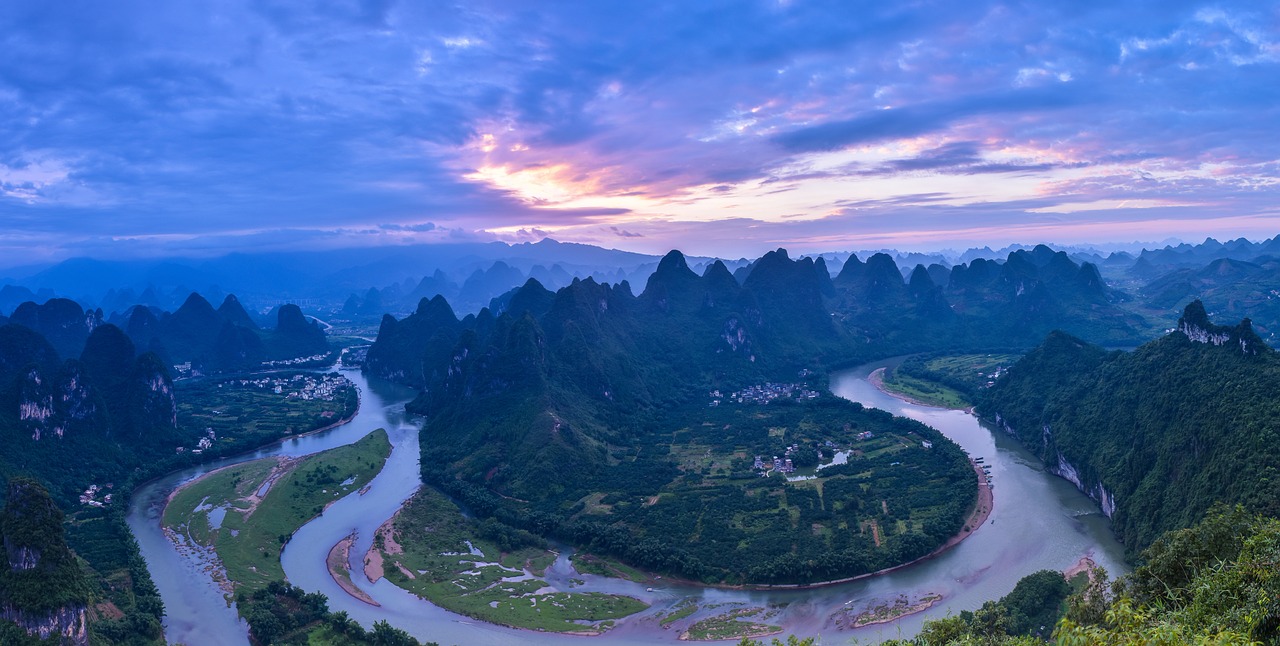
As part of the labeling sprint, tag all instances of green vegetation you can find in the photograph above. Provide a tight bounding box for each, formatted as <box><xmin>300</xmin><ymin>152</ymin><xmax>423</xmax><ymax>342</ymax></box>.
<box><xmin>734</xmin><ymin>639</ymin><xmax>815</xmax><ymax>646</ymax></box>
<box><xmin>164</xmin><ymin>428</ymin><xmax>391</xmax><ymax>595</ymax></box>
<box><xmin>369</xmin><ymin>247</ymin><xmax>1141</xmax><ymax>588</ymax></box>
<box><xmin>980</xmin><ymin>301</ymin><xmax>1280</xmax><ymax>555</ymax></box>
<box><xmin>175</xmin><ymin>371</ymin><xmax>358</xmax><ymax>455</ymax></box>
<box><xmin>882</xmin><ymin>371</ymin><xmax>970</xmax><ymax>409</ymax></box>
<box><xmin>833</xmin><ymin>593</ymin><xmax>943</xmax><ymax>629</ymax></box>
<box><xmin>428</xmin><ymin>395</ymin><xmax>976</xmax><ymax>585</ymax></box>
<box><xmin>0</xmin><ymin>315</ymin><xmax>358</xmax><ymax>643</ymax></box>
<box><xmin>891</xmin><ymin>506</ymin><xmax>1280</xmax><ymax>645</ymax></box>
<box><xmin>238</xmin><ymin>580</ymin><xmax>435</xmax><ymax>646</ymax></box>
<box><xmin>569</xmin><ymin>552</ymin><xmax>648</xmax><ymax>582</ymax></box>
<box><xmin>1</xmin><ymin>477</ymin><xmax>167</xmax><ymax>644</ymax></box>
<box><xmin>0</xmin><ymin>478</ymin><xmax>91</xmax><ymax>613</ymax></box>
<box><xmin>886</xmin><ymin>353</ymin><xmax>1021</xmax><ymax>408</ymax></box>
<box><xmin>65</xmin><ymin>506</ymin><xmax>166</xmax><ymax>643</ymax></box>
<box><xmin>659</xmin><ymin>599</ymin><xmax>698</xmax><ymax>627</ymax></box>
<box><xmin>1140</xmin><ymin>256</ymin><xmax>1280</xmax><ymax>343</ymax></box>
<box><xmin>375</xmin><ymin>486</ymin><xmax>649</xmax><ymax>634</ymax></box>
<box><xmin>879</xmin><ymin>571</ymin><xmax>1072</xmax><ymax>645</ymax></box>
<box><xmin>683</xmin><ymin>606</ymin><xmax>780</xmax><ymax>641</ymax></box>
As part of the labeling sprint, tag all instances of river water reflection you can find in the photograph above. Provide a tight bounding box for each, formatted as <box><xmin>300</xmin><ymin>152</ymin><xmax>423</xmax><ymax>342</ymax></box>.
<box><xmin>130</xmin><ymin>360</ymin><xmax>1127</xmax><ymax>645</ymax></box>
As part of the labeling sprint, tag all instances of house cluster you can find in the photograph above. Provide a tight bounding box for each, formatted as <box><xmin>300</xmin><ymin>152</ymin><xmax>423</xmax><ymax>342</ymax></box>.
<box><xmin>228</xmin><ymin>373</ymin><xmax>350</xmax><ymax>402</ymax></box>
<box><xmin>979</xmin><ymin>366</ymin><xmax>1008</xmax><ymax>389</ymax></box>
<box><xmin>754</xmin><ymin>443</ymin><xmax>809</xmax><ymax>475</ymax></box>
<box><xmin>178</xmin><ymin>427</ymin><xmax>218</xmax><ymax>455</ymax></box>
<box><xmin>341</xmin><ymin>345</ymin><xmax>370</xmax><ymax>367</ymax></box>
<box><xmin>260</xmin><ymin>352</ymin><xmax>331</xmax><ymax>368</ymax></box>
<box><xmin>709</xmin><ymin>382</ymin><xmax>821</xmax><ymax>406</ymax></box>
<box><xmin>79</xmin><ymin>483</ymin><xmax>113</xmax><ymax>507</ymax></box>
<box><xmin>753</xmin><ymin>454</ymin><xmax>795</xmax><ymax>475</ymax></box>
<box><xmin>284</xmin><ymin>373</ymin><xmax>348</xmax><ymax>401</ymax></box>
<box><xmin>856</xmin><ymin>430</ymin><xmax>875</xmax><ymax>441</ymax></box>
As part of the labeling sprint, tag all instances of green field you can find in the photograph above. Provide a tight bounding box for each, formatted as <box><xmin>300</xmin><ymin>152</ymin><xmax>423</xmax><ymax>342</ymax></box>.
<box><xmin>885</xmin><ymin>353</ymin><xmax>1022</xmax><ymax>408</ymax></box>
<box><xmin>881</xmin><ymin>371</ymin><xmax>970</xmax><ymax>408</ymax></box>
<box><xmin>163</xmin><ymin>428</ymin><xmax>392</xmax><ymax>595</ymax></box>
<box><xmin>574</xmin><ymin>397</ymin><xmax>978</xmax><ymax>584</ymax></box>
<box><xmin>569</xmin><ymin>552</ymin><xmax>649</xmax><ymax>583</ymax></box>
<box><xmin>176</xmin><ymin>372</ymin><xmax>358</xmax><ymax>456</ymax></box>
<box><xmin>427</xmin><ymin>392</ymin><xmax>979</xmax><ymax>586</ymax></box>
<box><xmin>376</xmin><ymin>486</ymin><xmax>648</xmax><ymax>633</ymax></box>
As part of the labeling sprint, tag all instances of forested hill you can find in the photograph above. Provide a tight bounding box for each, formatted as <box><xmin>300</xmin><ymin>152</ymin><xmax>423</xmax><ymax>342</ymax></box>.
<box><xmin>376</xmin><ymin>249</ymin><xmax>849</xmax><ymax>501</ymax></box>
<box><xmin>366</xmin><ymin>246</ymin><xmax>1153</xmax><ymax>507</ymax></box>
<box><xmin>978</xmin><ymin>300</ymin><xmax>1280</xmax><ymax>555</ymax></box>
<box><xmin>368</xmin><ymin>249</ymin><xmax>981</xmax><ymax>584</ymax></box>
<box><xmin>0</xmin><ymin>478</ymin><xmax>91</xmax><ymax>644</ymax></box>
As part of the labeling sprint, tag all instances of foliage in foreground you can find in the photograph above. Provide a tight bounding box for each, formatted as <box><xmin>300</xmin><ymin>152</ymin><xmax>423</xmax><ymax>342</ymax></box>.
<box><xmin>895</xmin><ymin>506</ymin><xmax>1280</xmax><ymax>645</ymax></box>
<box><xmin>239</xmin><ymin>580</ymin><xmax>437</xmax><ymax>646</ymax></box>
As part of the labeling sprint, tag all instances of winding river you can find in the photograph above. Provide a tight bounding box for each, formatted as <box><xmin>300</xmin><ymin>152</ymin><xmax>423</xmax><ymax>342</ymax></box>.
<box><xmin>129</xmin><ymin>359</ymin><xmax>1128</xmax><ymax>644</ymax></box>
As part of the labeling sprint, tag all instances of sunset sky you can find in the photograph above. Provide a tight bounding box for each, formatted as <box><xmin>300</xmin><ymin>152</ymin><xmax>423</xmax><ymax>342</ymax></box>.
<box><xmin>1</xmin><ymin>0</ymin><xmax>1278</xmax><ymax>265</ymax></box>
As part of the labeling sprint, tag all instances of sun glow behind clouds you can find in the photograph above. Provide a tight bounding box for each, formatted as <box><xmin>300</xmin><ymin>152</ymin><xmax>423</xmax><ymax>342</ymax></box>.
<box><xmin>1</xmin><ymin>1</ymin><xmax>1278</xmax><ymax>264</ymax></box>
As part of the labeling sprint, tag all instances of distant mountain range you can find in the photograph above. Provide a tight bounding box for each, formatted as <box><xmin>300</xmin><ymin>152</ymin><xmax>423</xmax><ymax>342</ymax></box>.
<box><xmin>0</xmin><ymin>294</ymin><xmax>330</xmax><ymax>376</ymax></box>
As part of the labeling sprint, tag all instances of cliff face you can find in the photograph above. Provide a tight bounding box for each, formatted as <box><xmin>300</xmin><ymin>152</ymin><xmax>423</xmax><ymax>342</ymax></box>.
<box><xmin>0</xmin><ymin>604</ymin><xmax>87</xmax><ymax>645</ymax></box>
<box><xmin>980</xmin><ymin>300</ymin><xmax>1280</xmax><ymax>555</ymax></box>
<box><xmin>1176</xmin><ymin>299</ymin><xmax>1264</xmax><ymax>355</ymax></box>
<box><xmin>0</xmin><ymin>479</ymin><xmax>91</xmax><ymax>645</ymax></box>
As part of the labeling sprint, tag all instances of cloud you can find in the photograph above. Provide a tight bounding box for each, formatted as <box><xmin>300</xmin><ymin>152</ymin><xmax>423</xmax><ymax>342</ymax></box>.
<box><xmin>772</xmin><ymin>86</ymin><xmax>1095</xmax><ymax>153</ymax></box>
<box><xmin>609</xmin><ymin>226</ymin><xmax>644</xmax><ymax>238</ymax></box>
<box><xmin>0</xmin><ymin>0</ymin><xmax>1275</xmax><ymax>266</ymax></box>
<box><xmin>378</xmin><ymin>222</ymin><xmax>438</xmax><ymax>232</ymax></box>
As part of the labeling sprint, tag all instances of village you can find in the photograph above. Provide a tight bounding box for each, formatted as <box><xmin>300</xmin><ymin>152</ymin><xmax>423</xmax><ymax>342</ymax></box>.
<box><xmin>224</xmin><ymin>372</ymin><xmax>351</xmax><ymax>402</ymax></box>
<box><xmin>259</xmin><ymin>352</ymin><xmax>333</xmax><ymax>368</ymax></box>
<box><xmin>175</xmin><ymin>427</ymin><xmax>219</xmax><ymax>456</ymax></box>
<box><xmin>78</xmin><ymin>483</ymin><xmax>114</xmax><ymax>507</ymax></box>
<box><xmin>708</xmin><ymin>381</ymin><xmax>821</xmax><ymax>407</ymax></box>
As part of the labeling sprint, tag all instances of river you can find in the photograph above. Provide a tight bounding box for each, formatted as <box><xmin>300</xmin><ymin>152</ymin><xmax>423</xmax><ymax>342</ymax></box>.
<box><xmin>129</xmin><ymin>359</ymin><xmax>1128</xmax><ymax>645</ymax></box>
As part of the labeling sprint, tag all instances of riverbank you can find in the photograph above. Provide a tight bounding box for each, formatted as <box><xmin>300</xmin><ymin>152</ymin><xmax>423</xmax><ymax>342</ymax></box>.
<box><xmin>160</xmin><ymin>429</ymin><xmax>393</xmax><ymax>595</ymax></box>
<box><xmin>869</xmin><ymin>367</ymin><xmax>962</xmax><ymax>409</ymax></box>
<box><xmin>328</xmin><ymin>532</ymin><xmax>380</xmax><ymax>606</ymax></box>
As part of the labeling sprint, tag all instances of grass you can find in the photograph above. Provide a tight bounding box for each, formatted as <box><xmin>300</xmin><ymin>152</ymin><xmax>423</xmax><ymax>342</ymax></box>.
<box><xmin>163</xmin><ymin>428</ymin><xmax>392</xmax><ymax>595</ymax></box>
<box><xmin>163</xmin><ymin>459</ymin><xmax>277</xmax><ymax>540</ymax></box>
<box><xmin>660</xmin><ymin>599</ymin><xmax>698</xmax><ymax>627</ymax></box>
<box><xmin>882</xmin><ymin>371</ymin><xmax>970</xmax><ymax>408</ymax></box>
<box><xmin>378</xmin><ymin>486</ymin><xmax>649</xmax><ymax>633</ymax></box>
<box><xmin>569</xmin><ymin>552</ymin><xmax>649</xmax><ymax>583</ymax></box>
<box><xmin>682</xmin><ymin>607</ymin><xmax>781</xmax><ymax>641</ymax></box>
<box><xmin>883</xmin><ymin>353</ymin><xmax>1022</xmax><ymax>409</ymax></box>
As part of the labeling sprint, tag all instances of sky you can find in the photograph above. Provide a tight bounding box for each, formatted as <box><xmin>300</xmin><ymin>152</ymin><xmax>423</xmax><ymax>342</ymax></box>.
<box><xmin>1</xmin><ymin>0</ymin><xmax>1278</xmax><ymax>266</ymax></box>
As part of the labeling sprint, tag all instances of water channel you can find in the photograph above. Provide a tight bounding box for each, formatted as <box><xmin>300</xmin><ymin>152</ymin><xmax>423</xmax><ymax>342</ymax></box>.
<box><xmin>129</xmin><ymin>359</ymin><xmax>1128</xmax><ymax>645</ymax></box>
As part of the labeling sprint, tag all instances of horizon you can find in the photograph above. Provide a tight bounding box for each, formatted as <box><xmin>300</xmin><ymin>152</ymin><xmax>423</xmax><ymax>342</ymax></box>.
<box><xmin>0</xmin><ymin>233</ymin><xmax>1252</xmax><ymax>279</ymax></box>
<box><xmin>2</xmin><ymin>2</ymin><xmax>1278</xmax><ymax>264</ymax></box>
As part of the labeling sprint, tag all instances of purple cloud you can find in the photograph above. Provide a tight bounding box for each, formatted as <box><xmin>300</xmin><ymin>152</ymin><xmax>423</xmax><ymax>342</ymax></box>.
<box><xmin>0</xmin><ymin>0</ymin><xmax>1276</xmax><ymax>266</ymax></box>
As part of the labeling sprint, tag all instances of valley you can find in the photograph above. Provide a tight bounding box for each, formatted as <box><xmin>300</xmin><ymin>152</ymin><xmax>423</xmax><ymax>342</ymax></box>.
<box><xmin>127</xmin><ymin>364</ymin><xmax>1129</xmax><ymax>645</ymax></box>
<box><xmin>7</xmin><ymin>239</ymin><xmax>1280</xmax><ymax>644</ymax></box>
